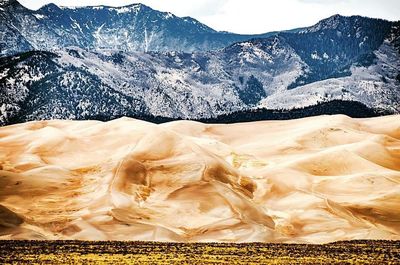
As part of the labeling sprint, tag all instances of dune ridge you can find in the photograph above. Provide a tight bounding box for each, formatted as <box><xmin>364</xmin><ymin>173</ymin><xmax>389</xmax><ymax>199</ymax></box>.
<box><xmin>0</xmin><ymin>115</ymin><xmax>399</xmax><ymax>243</ymax></box>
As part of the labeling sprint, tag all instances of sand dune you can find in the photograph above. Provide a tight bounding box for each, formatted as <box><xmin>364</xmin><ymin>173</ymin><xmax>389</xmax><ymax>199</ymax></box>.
<box><xmin>0</xmin><ymin>115</ymin><xmax>399</xmax><ymax>243</ymax></box>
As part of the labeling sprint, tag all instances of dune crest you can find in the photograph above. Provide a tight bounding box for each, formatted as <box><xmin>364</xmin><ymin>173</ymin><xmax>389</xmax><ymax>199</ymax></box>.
<box><xmin>0</xmin><ymin>115</ymin><xmax>399</xmax><ymax>243</ymax></box>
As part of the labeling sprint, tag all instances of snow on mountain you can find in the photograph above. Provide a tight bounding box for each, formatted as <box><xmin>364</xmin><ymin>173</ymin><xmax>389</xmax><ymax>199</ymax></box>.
<box><xmin>0</xmin><ymin>3</ymin><xmax>399</xmax><ymax>125</ymax></box>
<box><xmin>0</xmin><ymin>0</ymin><xmax>277</xmax><ymax>57</ymax></box>
<box><xmin>0</xmin><ymin>35</ymin><xmax>307</xmax><ymax>124</ymax></box>
<box><xmin>261</xmin><ymin>26</ymin><xmax>400</xmax><ymax>111</ymax></box>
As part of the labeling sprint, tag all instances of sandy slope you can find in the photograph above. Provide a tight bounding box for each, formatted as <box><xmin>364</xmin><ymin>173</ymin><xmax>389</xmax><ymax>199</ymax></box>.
<box><xmin>0</xmin><ymin>115</ymin><xmax>399</xmax><ymax>243</ymax></box>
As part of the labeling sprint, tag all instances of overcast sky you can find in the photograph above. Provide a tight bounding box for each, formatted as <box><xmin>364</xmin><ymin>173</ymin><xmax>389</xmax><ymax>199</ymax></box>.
<box><xmin>19</xmin><ymin>0</ymin><xmax>400</xmax><ymax>34</ymax></box>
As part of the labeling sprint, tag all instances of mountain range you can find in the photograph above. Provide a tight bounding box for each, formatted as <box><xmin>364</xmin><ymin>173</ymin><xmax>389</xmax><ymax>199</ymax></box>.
<box><xmin>0</xmin><ymin>0</ymin><xmax>286</xmax><ymax>56</ymax></box>
<box><xmin>0</xmin><ymin>0</ymin><xmax>399</xmax><ymax>125</ymax></box>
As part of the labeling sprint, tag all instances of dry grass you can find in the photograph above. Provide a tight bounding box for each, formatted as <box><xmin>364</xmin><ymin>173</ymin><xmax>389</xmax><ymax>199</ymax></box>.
<box><xmin>0</xmin><ymin>240</ymin><xmax>399</xmax><ymax>264</ymax></box>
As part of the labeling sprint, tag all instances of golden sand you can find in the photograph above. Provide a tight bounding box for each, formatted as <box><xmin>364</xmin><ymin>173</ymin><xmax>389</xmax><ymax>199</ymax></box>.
<box><xmin>0</xmin><ymin>115</ymin><xmax>399</xmax><ymax>243</ymax></box>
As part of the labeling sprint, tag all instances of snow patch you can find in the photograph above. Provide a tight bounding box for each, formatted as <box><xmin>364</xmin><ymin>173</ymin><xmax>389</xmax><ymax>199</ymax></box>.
<box><xmin>0</xmin><ymin>68</ymin><xmax>9</xmax><ymax>79</ymax></box>
<box><xmin>33</xmin><ymin>14</ymin><xmax>45</xmax><ymax>20</ymax></box>
<box><xmin>311</xmin><ymin>52</ymin><xmax>322</xmax><ymax>60</ymax></box>
<box><xmin>70</xmin><ymin>17</ymin><xmax>83</xmax><ymax>34</ymax></box>
<box><xmin>164</xmin><ymin>12</ymin><xmax>173</xmax><ymax>19</ymax></box>
<box><xmin>111</xmin><ymin>5</ymin><xmax>141</xmax><ymax>14</ymax></box>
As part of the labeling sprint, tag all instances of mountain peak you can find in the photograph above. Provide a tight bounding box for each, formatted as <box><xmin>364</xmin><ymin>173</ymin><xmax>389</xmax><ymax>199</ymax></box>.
<box><xmin>56</xmin><ymin>2</ymin><xmax>148</xmax><ymax>11</ymax></box>
<box><xmin>300</xmin><ymin>14</ymin><xmax>346</xmax><ymax>33</ymax></box>
<box><xmin>107</xmin><ymin>3</ymin><xmax>150</xmax><ymax>13</ymax></box>
<box><xmin>40</xmin><ymin>3</ymin><xmax>61</xmax><ymax>12</ymax></box>
<box><xmin>0</xmin><ymin>0</ymin><xmax>19</xmax><ymax>8</ymax></box>
<box><xmin>327</xmin><ymin>14</ymin><xmax>343</xmax><ymax>20</ymax></box>
<box><xmin>300</xmin><ymin>14</ymin><xmax>391</xmax><ymax>34</ymax></box>
<box><xmin>122</xmin><ymin>3</ymin><xmax>146</xmax><ymax>8</ymax></box>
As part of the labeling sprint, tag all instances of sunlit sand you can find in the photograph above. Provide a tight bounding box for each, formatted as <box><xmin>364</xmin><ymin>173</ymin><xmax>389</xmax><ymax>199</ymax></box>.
<box><xmin>0</xmin><ymin>115</ymin><xmax>399</xmax><ymax>243</ymax></box>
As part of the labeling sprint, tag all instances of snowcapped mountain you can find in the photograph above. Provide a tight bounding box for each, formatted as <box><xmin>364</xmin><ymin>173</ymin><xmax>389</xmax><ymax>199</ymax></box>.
<box><xmin>261</xmin><ymin>16</ymin><xmax>400</xmax><ymax>110</ymax></box>
<box><xmin>0</xmin><ymin>1</ymin><xmax>399</xmax><ymax>125</ymax></box>
<box><xmin>0</xmin><ymin>36</ymin><xmax>304</xmax><ymax>124</ymax></box>
<box><xmin>0</xmin><ymin>0</ymin><xmax>279</xmax><ymax>56</ymax></box>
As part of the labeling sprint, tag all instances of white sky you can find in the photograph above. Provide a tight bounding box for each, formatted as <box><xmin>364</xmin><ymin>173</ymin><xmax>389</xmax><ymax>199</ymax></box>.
<box><xmin>19</xmin><ymin>0</ymin><xmax>400</xmax><ymax>34</ymax></box>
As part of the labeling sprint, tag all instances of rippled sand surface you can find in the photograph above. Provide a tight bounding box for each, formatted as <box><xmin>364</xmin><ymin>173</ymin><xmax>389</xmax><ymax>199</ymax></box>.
<box><xmin>0</xmin><ymin>115</ymin><xmax>399</xmax><ymax>243</ymax></box>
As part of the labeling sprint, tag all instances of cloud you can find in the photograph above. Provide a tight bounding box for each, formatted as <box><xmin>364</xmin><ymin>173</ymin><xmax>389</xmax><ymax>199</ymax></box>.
<box><xmin>18</xmin><ymin>0</ymin><xmax>400</xmax><ymax>34</ymax></box>
<box><xmin>298</xmin><ymin>0</ymin><xmax>346</xmax><ymax>4</ymax></box>
<box><xmin>169</xmin><ymin>0</ymin><xmax>228</xmax><ymax>17</ymax></box>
